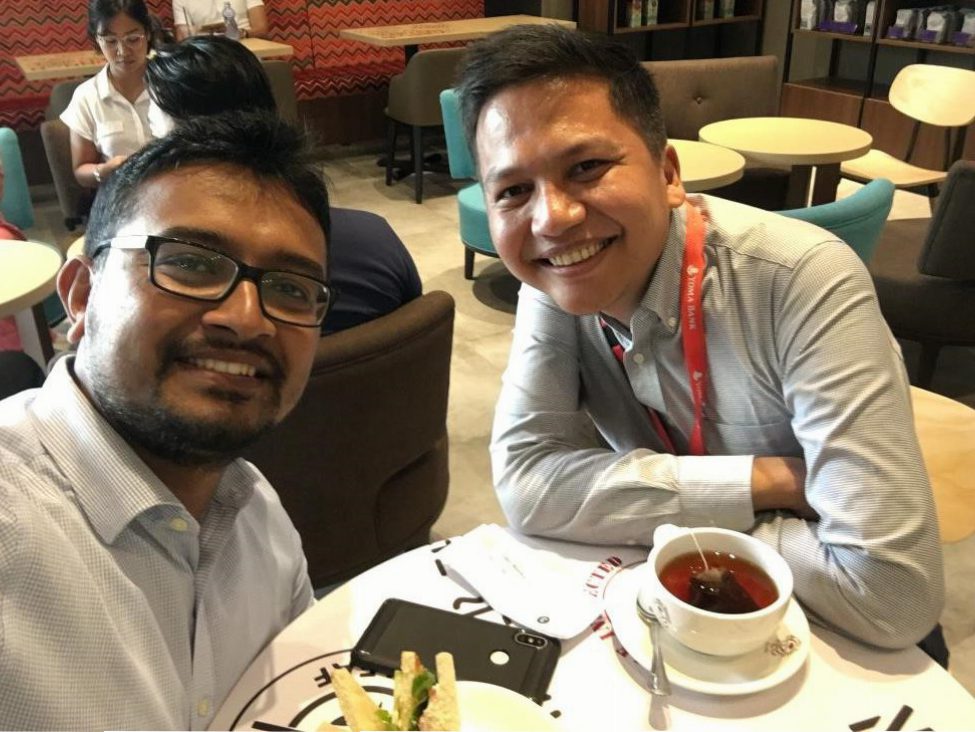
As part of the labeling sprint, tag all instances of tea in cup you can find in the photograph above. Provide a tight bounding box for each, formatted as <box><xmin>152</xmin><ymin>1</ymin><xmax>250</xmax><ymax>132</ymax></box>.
<box><xmin>637</xmin><ymin>524</ymin><xmax>793</xmax><ymax>656</ymax></box>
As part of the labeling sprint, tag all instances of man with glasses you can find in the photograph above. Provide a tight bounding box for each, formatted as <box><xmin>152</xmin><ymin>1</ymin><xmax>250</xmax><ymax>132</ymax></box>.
<box><xmin>0</xmin><ymin>112</ymin><xmax>329</xmax><ymax>729</ymax></box>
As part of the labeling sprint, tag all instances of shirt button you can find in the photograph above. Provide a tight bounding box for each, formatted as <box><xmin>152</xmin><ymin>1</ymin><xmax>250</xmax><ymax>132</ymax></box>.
<box><xmin>168</xmin><ymin>517</ymin><xmax>189</xmax><ymax>532</ymax></box>
<box><xmin>632</xmin><ymin>353</ymin><xmax>645</xmax><ymax>364</ymax></box>
<box><xmin>197</xmin><ymin>698</ymin><xmax>210</xmax><ymax>717</ymax></box>
<box><xmin>667</xmin><ymin>317</ymin><xmax>677</xmax><ymax>329</ymax></box>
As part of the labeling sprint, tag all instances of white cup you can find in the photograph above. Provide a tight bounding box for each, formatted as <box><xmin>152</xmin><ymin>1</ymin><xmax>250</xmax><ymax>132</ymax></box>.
<box><xmin>637</xmin><ymin>524</ymin><xmax>794</xmax><ymax>657</ymax></box>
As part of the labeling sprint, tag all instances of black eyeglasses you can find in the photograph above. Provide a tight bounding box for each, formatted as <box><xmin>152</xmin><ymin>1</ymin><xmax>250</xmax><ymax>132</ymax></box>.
<box><xmin>93</xmin><ymin>235</ymin><xmax>332</xmax><ymax>327</ymax></box>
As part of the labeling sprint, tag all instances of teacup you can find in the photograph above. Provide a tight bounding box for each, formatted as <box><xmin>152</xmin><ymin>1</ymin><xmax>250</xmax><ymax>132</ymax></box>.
<box><xmin>636</xmin><ymin>524</ymin><xmax>793</xmax><ymax>657</ymax></box>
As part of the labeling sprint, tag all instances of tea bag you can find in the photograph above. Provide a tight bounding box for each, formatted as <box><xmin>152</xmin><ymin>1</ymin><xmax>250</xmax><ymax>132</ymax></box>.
<box><xmin>689</xmin><ymin>567</ymin><xmax>760</xmax><ymax>613</ymax></box>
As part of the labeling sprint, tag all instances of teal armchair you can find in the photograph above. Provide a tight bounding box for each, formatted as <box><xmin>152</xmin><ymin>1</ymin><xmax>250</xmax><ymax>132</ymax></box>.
<box><xmin>0</xmin><ymin>127</ymin><xmax>35</xmax><ymax>231</ymax></box>
<box><xmin>778</xmin><ymin>178</ymin><xmax>895</xmax><ymax>264</ymax></box>
<box><xmin>439</xmin><ymin>88</ymin><xmax>497</xmax><ymax>280</ymax></box>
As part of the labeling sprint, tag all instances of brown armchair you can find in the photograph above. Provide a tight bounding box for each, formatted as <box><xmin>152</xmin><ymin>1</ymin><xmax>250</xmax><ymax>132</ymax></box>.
<box><xmin>241</xmin><ymin>290</ymin><xmax>455</xmax><ymax>589</ymax></box>
<box><xmin>40</xmin><ymin>79</ymin><xmax>94</xmax><ymax>231</ymax></box>
<box><xmin>643</xmin><ymin>55</ymin><xmax>790</xmax><ymax>211</ymax></box>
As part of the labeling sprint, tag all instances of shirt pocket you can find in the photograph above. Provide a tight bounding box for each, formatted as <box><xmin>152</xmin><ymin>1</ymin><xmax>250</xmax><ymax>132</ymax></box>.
<box><xmin>702</xmin><ymin>417</ymin><xmax>800</xmax><ymax>456</ymax></box>
<box><xmin>95</xmin><ymin>120</ymin><xmax>126</xmax><ymax>155</ymax></box>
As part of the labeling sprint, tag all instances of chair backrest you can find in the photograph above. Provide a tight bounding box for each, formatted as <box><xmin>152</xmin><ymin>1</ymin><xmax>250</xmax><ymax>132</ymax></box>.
<box><xmin>240</xmin><ymin>290</ymin><xmax>455</xmax><ymax>589</ymax></box>
<box><xmin>261</xmin><ymin>59</ymin><xmax>299</xmax><ymax>124</ymax></box>
<box><xmin>46</xmin><ymin>79</ymin><xmax>84</xmax><ymax>120</ymax></box>
<box><xmin>642</xmin><ymin>55</ymin><xmax>779</xmax><ymax>140</ymax></box>
<box><xmin>440</xmin><ymin>87</ymin><xmax>476</xmax><ymax>180</ymax></box>
<box><xmin>918</xmin><ymin>160</ymin><xmax>975</xmax><ymax>280</ymax></box>
<box><xmin>778</xmin><ymin>178</ymin><xmax>895</xmax><ymax>263</ymax></box>
<box><xmin>889</xmin><ymin>64</ymin><xmax>975</xmax><ymax>129</ymax></box>
<box><xmin>387</xmin><ymin>47</ymin><xmax>466</xmax><ymax>128</ymax></box>
<box><xmin>40</xmin><ymin>119</ymin><xmax>94</xmax><ymax>231</ymax></box>
<box><xmin>0</xmin><ymin>127</ymin><xmax>35</xmax><ymax>231</ymax></box>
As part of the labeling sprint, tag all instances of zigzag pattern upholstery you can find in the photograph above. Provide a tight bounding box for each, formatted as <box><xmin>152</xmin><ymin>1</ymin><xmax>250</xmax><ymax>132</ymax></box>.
<box><xmin>1</xmin><ymin>0</ymin><xmax>482</xmax><ymax>130</ymax></box>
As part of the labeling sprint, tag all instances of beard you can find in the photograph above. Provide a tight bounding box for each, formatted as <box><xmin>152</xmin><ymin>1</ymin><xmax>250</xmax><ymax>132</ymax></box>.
<box><xmin>83</xmin><ymin>343</ymin><xmax>284</xmax><ymax>468</ymax></box>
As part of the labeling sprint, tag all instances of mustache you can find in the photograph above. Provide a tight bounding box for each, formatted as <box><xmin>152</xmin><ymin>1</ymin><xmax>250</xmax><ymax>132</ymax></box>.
<box><xmin>162</xmin><ymin>337</ymin><xmax>285</xmax><ymax>380</ymax></box>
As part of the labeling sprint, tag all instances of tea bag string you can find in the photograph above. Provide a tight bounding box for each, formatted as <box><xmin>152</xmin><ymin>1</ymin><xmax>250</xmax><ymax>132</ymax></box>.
<box><xmin>689</xmin><ymin>528</ymin><xmax>710</xmax><ymax>570</ymax></box>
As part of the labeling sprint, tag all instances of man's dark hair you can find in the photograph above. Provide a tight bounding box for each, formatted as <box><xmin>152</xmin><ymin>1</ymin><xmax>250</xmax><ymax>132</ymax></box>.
<box><xmin>456</xmin><ymin>24</ymin><xmax>666</xmax><ymax>163</ymax></box>
<box><xmin>146</xmin><ymin>36</ymin><xmax>277</xmax><ymax>120</ymax></box>
<box><xmin>87</xmin><ymin>0</ymin><xmax>153</xmax><ymax>44</ymax></box>
<box><xmin>85</xmin><ymin>111</ymin><xmax>330</xmax><ymax>265</ymax></box>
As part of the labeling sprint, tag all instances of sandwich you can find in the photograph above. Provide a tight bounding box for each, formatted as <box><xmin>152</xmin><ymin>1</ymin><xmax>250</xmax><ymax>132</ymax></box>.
<box><xmin>331</xmin><ymin>651</ymin><xmax>460</xmax><ymax>732</ymax></box>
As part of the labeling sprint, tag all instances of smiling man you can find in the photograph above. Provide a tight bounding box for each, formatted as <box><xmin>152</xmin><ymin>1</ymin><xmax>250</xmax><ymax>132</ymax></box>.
<box><xmin>458</xmin><ymin>25</ymin><xmax>945</xmax><ymax>658</ymax></box>
<box><xmin>0</xmin><ymin>112</ymin><xmax>329</xmax><ymax>729</ymax></box>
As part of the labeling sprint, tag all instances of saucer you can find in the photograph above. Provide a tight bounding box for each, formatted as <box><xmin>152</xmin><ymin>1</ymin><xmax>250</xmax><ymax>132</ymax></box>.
<box><xmin>604</xmin><ymin>563</ymin><xmax>810</xmax><ymax>696</ymax></box>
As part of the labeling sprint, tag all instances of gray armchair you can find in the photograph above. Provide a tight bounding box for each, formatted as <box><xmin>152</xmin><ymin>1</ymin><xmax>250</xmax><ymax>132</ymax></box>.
<box><xmin>40</xmin><ymin>79</ymin><xmax>93</xmax><ymax>231</ymax></box>
<box><xmin>869</xmin><ymin>160</ymin><xmax>975</xmax><ymax>388</ymax></box>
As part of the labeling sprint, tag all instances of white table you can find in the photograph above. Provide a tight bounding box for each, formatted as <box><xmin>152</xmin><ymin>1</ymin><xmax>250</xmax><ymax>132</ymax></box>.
<box><xmin>211</xmin><ymin>534</ymin><xmax>975</xmax><ymax>731</ymax></box>
<box><xmin>698</xmin><ymin>117</ymin><xmax>873</xmax><ymax>208</ymax></box>
<box><xmin>670</xmin><ymin>139</ymin><xmax>745</xmax><ymax>193</ymax></box>
<box><xmin>339</xmin><ymin>15</ymin><xmax>576</xmax><ymax>60</ymax></box>
<box><xmin>14</xmin><ymin>37</ymin><xmax>294</xmax><ymax>81</ymax></box>
<box><xmin>0</xmin><ymin>240</ymin><xmax>63</xmax><ymax>368</ymax></box>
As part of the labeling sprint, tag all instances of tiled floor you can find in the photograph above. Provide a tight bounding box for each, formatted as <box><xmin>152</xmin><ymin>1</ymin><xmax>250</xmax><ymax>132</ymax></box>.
<box><xmin>25</xmin><ymin>140</ymin><xmax>974</xmax><ymax>696</ymax></box>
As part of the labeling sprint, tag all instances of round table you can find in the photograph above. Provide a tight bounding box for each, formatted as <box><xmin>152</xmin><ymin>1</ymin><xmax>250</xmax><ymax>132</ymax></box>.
<box><xmin>669</xmin><ymin>139</ymin><xmax>745</xmax><ymax>193</ymax></box>
<box><xmin>66</xmin><ymin>235</ymin><xmax>85</xmax><ymax>259</ymax></box>
<box><xmin>698</xmin><ymin>117</ymin><xmax>873</xmax><ymax>208</ymax></box>
<box><xmin>911</xmin><ymin>386</ymin><xmax>975</xmax><ymax>543</ymax></box>
<box><xmin>0</xmin><ymin>240</ymin><xmax>63</xmax><ymax>367</ymax></box>
<box><xmin>211</xmin><ymin>532</ymin><xmax>975</xmax><ymax>731</ymax></box>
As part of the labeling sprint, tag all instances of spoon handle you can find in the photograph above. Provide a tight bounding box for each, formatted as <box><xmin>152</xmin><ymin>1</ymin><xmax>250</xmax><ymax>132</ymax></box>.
<box><xmin>648</xmin><ymin>618</ymin><xmax>672</xmax><ymax>696</ymax></box>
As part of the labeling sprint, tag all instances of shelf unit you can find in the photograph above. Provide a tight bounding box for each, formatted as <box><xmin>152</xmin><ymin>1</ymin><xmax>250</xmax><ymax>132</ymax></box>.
<box><xmin>578</xmin><ymin>0</ymin><xmax>765</xmax><ymax>56</ymax></box>
<box><xmin>782</xmin><ymin>0</ymin><xmax>975</xmax><ymax>169</ymax></box>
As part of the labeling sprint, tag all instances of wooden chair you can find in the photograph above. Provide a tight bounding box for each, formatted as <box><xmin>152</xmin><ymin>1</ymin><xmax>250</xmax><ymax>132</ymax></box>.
<box><xmin>841</xmin><ymin>64</ymin><xmax>975</xmax><ymax>209</ymax></box>
<box><xmin>240</xmin><ymin>290</ymin><xmax>455</xmax><ymax>590</ymax></box>
<box><xmin>40</xmin><ymin>79</ymin><xmax>94</xmax><ymax>231</ymax></box>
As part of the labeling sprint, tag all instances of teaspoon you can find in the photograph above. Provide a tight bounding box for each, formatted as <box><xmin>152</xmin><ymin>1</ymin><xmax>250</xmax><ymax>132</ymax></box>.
<box><xmin>635</xmin><ymin>599</ymin><xmax>672</xmax><ymax>696</ymax></box>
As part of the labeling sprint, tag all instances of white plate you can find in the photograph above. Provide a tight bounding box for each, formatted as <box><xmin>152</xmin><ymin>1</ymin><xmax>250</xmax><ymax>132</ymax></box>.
<box><xmin>456</xmin><ymin>680</ymin><xmax>561</xmax><ymax>731</ymax></box>
<box><xmin>604</xmin><ymin>563</ymin><xmax>810</xmax><ymax>696</ymax></box>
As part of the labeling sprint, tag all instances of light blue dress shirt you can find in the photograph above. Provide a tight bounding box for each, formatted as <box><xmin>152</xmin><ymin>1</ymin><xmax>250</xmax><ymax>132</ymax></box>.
<box><xmin>0</xmin><ymin>357</ymin><xmax>314</xmax><ymax>730</ymax></box>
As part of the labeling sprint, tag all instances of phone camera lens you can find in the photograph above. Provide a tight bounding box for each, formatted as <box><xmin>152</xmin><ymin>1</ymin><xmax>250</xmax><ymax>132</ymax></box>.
<box><xmin>514</xmin><ymin>632</ymin><xmax>547</xmax><ymax>648</ymax></box>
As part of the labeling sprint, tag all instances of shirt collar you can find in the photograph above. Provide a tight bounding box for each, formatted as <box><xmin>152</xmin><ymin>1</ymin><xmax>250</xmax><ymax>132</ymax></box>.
<box><xmin>28</xmin><ymin>356</ymin><xmax>253</xmax><ymax>543</ymax></box>
<box><xmin>94</xmin><ymin>64</ymin><xmax>149</xmax><ymax>104</ymax></box>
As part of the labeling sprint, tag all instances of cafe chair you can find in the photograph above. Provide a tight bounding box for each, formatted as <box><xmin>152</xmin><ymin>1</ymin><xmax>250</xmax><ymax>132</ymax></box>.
<box><xmin>385</xmin><ymin>47</ymin><xmax>466</xmax><ymax>204</ymax></box>
<box><xmin>241</xmin><ymin>290</ymin><xmax>455</xmax><ymax>590</ymax></box>
<box><xmin>841</xmin><ymin>64</ymin><xmax>975</xmax><ymax>210</ymax></box>
<box><xmin>440</xmin><ymin>87</ymin><xmax>497</xmax><ymax>280</ymax></box>
<box><xmin>40</xmin><ymin>79</ymin><xmax>94</xmax><ymax>231</ymax></box>
<box><xmin>778</xmin><ymin>178</ymin><xmax>895</xmax><ymax>264</ymax></box>
<box><xmin>0</xmin><ymin>127</ymin><xmax>35</xmax><ymax>230</ymax></box>
<box><xmin>643</xmin><ymin>55</ymin><xmax>791</xmax><ymax>211</ymax></box>
<box><xmin>867</xmin><ymin>160</ymin><xmax>975</xmax><ymax>389</ymax></box>
<box><xmin>261</xmin><ymin>59</ymin><xmax>300</xmax><ymax>125</ymax></box>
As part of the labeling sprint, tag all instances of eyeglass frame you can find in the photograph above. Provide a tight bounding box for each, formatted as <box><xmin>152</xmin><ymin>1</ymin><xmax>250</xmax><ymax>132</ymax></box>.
<box><xmin>91</xmin><ymin>234</ymin><xmax>333</xmax><ymax>328</ymax></box>
<box><xmin>96</xmin><ymin>32</ymin><xmax>148</xmax><ymax>50</ymax></box>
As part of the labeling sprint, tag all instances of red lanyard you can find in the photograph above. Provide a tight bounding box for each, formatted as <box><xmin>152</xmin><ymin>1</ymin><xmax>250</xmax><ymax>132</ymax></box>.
<box><xmin>602</xmin><ymin>204</ymin><xmax>709</xmax><ymax>456</ymax></box>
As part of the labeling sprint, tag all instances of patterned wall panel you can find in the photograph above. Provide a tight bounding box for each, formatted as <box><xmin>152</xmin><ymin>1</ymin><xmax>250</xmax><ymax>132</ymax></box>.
<box><xmin>1</xmin><ymin>0</ymin><xmax>484</xmax><ymax>127</ymax></box>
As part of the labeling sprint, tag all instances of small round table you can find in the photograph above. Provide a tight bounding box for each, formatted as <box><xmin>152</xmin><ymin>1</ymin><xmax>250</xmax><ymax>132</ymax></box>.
<box><xmin>669</xmin><ymin>139</ymin><xmax>745</xmax><ymax>193</ymax></box>
<box><xmin>0</xmin><ymin>240</ymin><xmax>63</xmax><ymax>368</ymax></box>
<box><xmin>699</xmin><ymin>116</ymin><xmax>873</xmax><ymax>208</ymax></box>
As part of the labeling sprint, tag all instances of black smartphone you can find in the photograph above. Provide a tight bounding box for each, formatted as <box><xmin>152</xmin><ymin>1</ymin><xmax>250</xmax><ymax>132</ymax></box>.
<box><xmin>351</xmin><ymin>598</ymin><xmax>560</xmax><ymax>703</ymax></box>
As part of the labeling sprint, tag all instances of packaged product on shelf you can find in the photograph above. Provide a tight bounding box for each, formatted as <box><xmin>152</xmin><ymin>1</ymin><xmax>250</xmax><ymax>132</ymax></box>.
<box><xmin>832</xmin><ymin>0</ymin><xmax>862</xmax><ymax>33</ymax></box>
<box><xmin>888</xmin><ymin>7</ymin><xmax>919</xmax><ymax>39</ymax></box>
<box><xmin>698</xmin><ymin>0</ymin><xmax>715</xmax><ymax>21</ymax></box>
<box><xmin>718</xmin><ymin>0</ymin><xmax>735</xmax><ymax>18</ymax></box>
<box><xmin>799</xmin><ymin>0</ymin><xmax>832</xmax><ymax>30</ymax></box>
<box><xmin>921</xmin><ymin>7</ymin><xmax>960</xmax><ymax>44</ymax></box>
<box><xmin>645</xmin><ymin>0</ymin><xmax>660</xmax><ymax>25</ymax></box>
<box><xmin>628</xmin><ymin>0</ymin><xmax>643</xmax><ymax>27</ymax></box>
<box><xmin>863</xmin><ymin>0</ymin><xmax>876</xmax><ymax>36</ymax></box>
<box><xmin>957</xmin><ymin>8</ymin><xmax>975</xmax><ymax>46</ymax></box>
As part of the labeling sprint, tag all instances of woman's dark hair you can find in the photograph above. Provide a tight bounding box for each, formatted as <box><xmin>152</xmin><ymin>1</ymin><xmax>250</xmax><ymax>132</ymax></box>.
<box><xmin>87</xmin><ymin>0</ymin><xmax>153</xmax><ymax>43</ymax></box>
<box><xmin>146</xmin><ymin>36</ymin><xmax>277</xmax><ymax>120</ymax></box>
<box><xmin>456</xmin><ymin>24</ymin><xmax>667</xmax><ymax>164</ymax></box>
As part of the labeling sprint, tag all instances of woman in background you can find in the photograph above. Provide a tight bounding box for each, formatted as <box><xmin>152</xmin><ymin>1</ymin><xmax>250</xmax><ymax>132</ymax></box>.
<box><xmin>61</xmin><ymin>0</ymin><xmax>155</xmax><ymax>188</ymax></box>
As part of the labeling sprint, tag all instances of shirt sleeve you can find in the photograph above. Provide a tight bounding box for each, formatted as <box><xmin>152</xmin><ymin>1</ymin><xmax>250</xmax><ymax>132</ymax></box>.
<box><xmin>59</xmin><ymin>84</ymin><xmax>96</xmax><ymax>143</ymax></box>
<box><xmin>490</xmin><ymin>285</ymin><xmax>754</xmax><ymax>544</ymax></box>
<box><xmin>246</xmin><ymin>0</ymin><xmax>264</xmax><ymax>9</ymax></box>
<box><xmin>760</xmin><ymin>241</ymin><xmax>944</xmax><ymax>649</ymax></box>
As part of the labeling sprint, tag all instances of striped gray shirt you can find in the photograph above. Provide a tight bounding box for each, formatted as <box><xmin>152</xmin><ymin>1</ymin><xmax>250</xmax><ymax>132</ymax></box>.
<box><xmin>491</xmin><ymin>194</ymin><xmax>944</xmax><ymax>650</ymax></box>
<box><xmin>0</xmin><ymin>357</ymin><xmax>313</xmax><ymax>730</ymax></box>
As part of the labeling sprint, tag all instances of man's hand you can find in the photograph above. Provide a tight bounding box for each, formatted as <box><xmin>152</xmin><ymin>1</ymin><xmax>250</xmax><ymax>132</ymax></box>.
<box><xmin>751</xmin><ymin>457</ymin><xmax>818</xmax><ymax>520</ymax></box>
